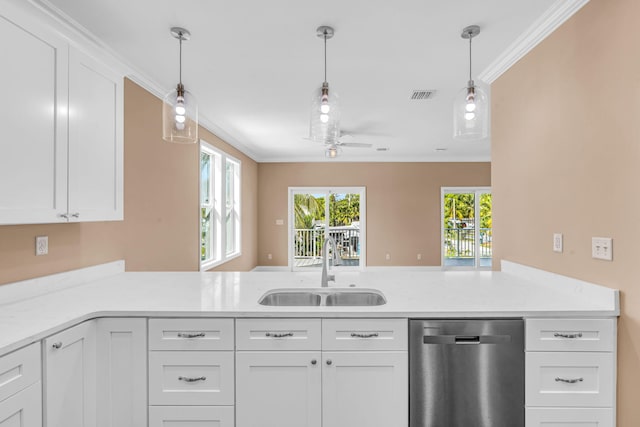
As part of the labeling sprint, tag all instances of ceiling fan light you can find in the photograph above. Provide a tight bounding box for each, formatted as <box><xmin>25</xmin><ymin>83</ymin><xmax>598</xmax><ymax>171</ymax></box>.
<box><xmin>325</xmin><ymin>144</ymin><xmax>341</xmax><ymax>158</ymax></box>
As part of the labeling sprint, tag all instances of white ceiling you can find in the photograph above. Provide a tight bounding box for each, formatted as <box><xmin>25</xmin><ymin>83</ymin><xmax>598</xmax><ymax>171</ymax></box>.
<box><xmin>40</xmin><ymin>0</ymin><xmax>573</xmax><ymax>162</ymax></box>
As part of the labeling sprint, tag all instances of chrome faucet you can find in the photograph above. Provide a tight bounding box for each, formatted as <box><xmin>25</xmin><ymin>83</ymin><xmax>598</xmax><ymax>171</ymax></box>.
<box><xmin>321</xmin><ymin>236</ymin><xmax>342</xmax><ymax>287</ymax></box>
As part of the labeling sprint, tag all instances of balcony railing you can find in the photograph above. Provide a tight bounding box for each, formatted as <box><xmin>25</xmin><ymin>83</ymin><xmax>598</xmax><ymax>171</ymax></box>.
<box><xmin>294</xmin><ymin>228</ymin><xmax>360</xmax><ymax>264</ymax></box>
<box><xmin>444</xmin><ymin>228</ymin><xmax>492</xmax><ymax>259</ymax></box>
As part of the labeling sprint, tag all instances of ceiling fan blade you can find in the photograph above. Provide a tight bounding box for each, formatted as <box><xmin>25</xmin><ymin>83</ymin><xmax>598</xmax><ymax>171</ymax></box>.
<box><xmin>340</xmin><ymin>142</ymin><xmax>373</xmax><ymax>148</ymax></box>
<box><xmin>338</xmin><ymin>134</ymin><xmax>355</xmax><ymax>143</ymax></box>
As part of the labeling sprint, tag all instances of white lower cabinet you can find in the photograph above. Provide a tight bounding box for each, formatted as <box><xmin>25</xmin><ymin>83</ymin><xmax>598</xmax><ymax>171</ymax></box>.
<box><xmin>322</xmin><ymin>352</ymin><xmax>408</xmax><ymax>427</ymax></box>
<box><xmin>148</xmin><ymin>318</ymin><xmax>235</xmax><ymax>426</ymax></box>
<box><xmin>44</xmin><ymin>320</ymin><xmax>97</xmax><ymax>427</ymax></box>
<box><xmin>235</xmin><ymin>318</ymin><xmax>408</xmax><ymax>427</ymax></box>
<box><xmin>525</xmin><ymin>318</ymin><xmax>617</xmax><ymax>427</ymax></box>
<box><xmin>526</xmin><ymin>407</ymin><xmax>614</xmax><ymax>427</ymax></box>
<box><xmin>149</xmin><ymin>406</ymin><xmax>234</xmax><ymax>427</ymax></box>
<box><xmin>236</xmin><ymin>351</ymin><xmax>322</xmax><ymax>427</ymax></box>
<box><xmin>96</xmin><ymin>318</ymin><xmax>147</xmax><ymax>427</ymax></box>
<box><xmin>0</xmin><ymin>382</ymin><xmax>42</xmax><ymax>427</ymax></box>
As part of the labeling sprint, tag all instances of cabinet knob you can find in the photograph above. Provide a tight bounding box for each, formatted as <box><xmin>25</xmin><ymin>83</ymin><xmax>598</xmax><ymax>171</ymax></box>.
<box><xmin>326</xmin><ymin>359</ymin><xmax>332</xmax><ymax>366</ymax></box>
<box><xmin>52</xmin><ymin>342</ymin><xmax>62</xmax><ymax>349</ymax></box>
<box><xmin>311</xmin><ymin>359</ymin><xmax>317</xmax><ymax>365</ymax></box>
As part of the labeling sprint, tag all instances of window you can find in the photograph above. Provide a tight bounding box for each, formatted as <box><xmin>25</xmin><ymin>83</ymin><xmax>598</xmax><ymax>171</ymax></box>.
<box><xmin>200</xmin><ymin>141</ymin><xmax>241</xmax><ymax>270</ymax></box>
<box><xmin>441</xmin><ymin>187</ymin><xmax>492</xmax><ymax>269</ymax></box>
<box><xmin>288</xmin><ymin>187</ymin><xmax>366</xmax><ymax>271</ymax></box>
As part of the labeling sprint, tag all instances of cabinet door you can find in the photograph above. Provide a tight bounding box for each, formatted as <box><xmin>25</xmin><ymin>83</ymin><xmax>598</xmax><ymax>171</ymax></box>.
<box><xmin>0</xmin><ymin>6</ymin><xmax>68</xmax><ymax>224</ymax></box>
<box><xmin>96</xmin><ymin>318</ymin><xmax>146</xmax><ymax>427</ymax></box>
<box><xmin>44</xmin><ymin>320</ymin><xmax>96</xmax><ymax>427</ymax></box>
<box><xmin>0</xmin><ymin>382</ymin><xmax>42</xmax><ymax>427</ymax></box>
<box><xmin>236</xmin><ymin>351</ymin><xmax>321</xmax><ymax>427</ymax></box>
<box><xmin>67</xmin><ymin>47</ymin><xmax>123</xmax><ymax>222</ymax></box>
<box><xmin>322</xmin><ymin>352</ymin><xmax>408</xmax><ymax>427</ymax></box>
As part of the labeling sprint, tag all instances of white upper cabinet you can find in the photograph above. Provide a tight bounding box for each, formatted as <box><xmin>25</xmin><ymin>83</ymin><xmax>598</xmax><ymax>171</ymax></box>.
<box><xmin>0</xmin><ymin>8</ymin><xmax>69</xmax><ymax>224</ymax></box>
<box><xmin>68</xmin><ymin>48</ymin><xmax>123</xmax><ymax>222</ymax></box>
<box><xmin>0</xmin><ymin>3</ymin><xmax>123</xmax><ymax>225</ymax></box>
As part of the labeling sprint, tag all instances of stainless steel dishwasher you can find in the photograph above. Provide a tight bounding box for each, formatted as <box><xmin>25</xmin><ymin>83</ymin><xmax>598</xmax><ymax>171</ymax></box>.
<box><xmin>409</xmin><ymin>319</ymin><xmax>524</xmax><ymax>427</ymax></box>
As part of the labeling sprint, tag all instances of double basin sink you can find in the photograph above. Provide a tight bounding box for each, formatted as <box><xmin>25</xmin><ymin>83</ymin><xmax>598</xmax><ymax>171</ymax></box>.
<box><xmin>259</xmin><ymin>288</ymin><xmax>386</xmax><ymax>307</ymax></box>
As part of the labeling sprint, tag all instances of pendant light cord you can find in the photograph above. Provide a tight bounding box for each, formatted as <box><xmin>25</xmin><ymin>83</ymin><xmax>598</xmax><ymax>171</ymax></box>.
<box><xmin>468</xmin><ymin>33</ymin><xmax>473</xmax><ymax>82</ymax></box>
<box><xmin>324</xmin><ymin>31</ymin><xmax>328</xmax><ymax>83</ymax></box>
<box><xmin>179</xmin><ymin>34</ymin><xmax>183</xmax><ymax>85</ymax></box>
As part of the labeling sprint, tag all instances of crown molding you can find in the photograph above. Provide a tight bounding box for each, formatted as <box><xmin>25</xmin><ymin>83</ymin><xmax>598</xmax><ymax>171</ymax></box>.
<box><xmin>478</xmin><ymin>0</ymin><xmax>590</xmax><ymax>84</ymax></box>
<box><xmin>27</xmin><ymin>0</ymin><xmax>260</xmax><ymax>162</ymax></box>
<box><xmin>257</xmin><ymin>154</ymin><xmax>491</xmax><ymax>163</ymax></box>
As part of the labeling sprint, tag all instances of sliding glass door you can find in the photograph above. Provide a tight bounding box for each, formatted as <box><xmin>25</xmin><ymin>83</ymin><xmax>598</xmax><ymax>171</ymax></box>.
<box><xmin>441</xmin><ymin>187</ymin><xmax>492</xmax><ymax>269</ymax></box>
<box><xmin>289</xmin><ymin>187</ymin><xmax>365</xmax><ymax>271</ymax></box>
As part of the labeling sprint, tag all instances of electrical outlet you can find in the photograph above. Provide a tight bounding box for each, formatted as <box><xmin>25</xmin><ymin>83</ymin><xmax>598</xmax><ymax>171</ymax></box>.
<box><xmin>553</xmin><ymin>233</ymin><xmax>563</xmax><ymax>253</ymax></box>
<box><xmin>36</xmin><ymin>236</ymin><xmax>48</xmax><ymax>256</ymax></box>
<box><xmin>592</xmin><ymin>237</ymin><xmax>613</xmax><ymax>261</ymax></box>
<box><xmin>275</xmin><ymin>219</ymin><xmax>284</xmax><ymax>225</ymax></box>
<box><xmin>385</xmin><ymin>253</ymin><xmax>391</xmax><ymax>261</ymax></box>
<box><xmin>417</xmin><ymin>253</ymin><xmax>422</xmax><ymax>260</ymax></box>
<box><xmin>267</xmin><ymin>253</ymin><xmax>273</xmax><ymax>260</ymax></box>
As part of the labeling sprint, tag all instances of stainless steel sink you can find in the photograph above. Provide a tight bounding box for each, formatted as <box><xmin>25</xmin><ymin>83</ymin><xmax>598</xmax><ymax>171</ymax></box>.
<box><xmin>258</xmin><ymin>291</ymin><xmax>322</xmax><ymax>306</ymax></box>
<box><xmin>325</xmin><ymin>291</ymin><xmax>386</xmax><ymax>306</ymax></box>
<box><xmin>258</xmin><ymin>288</ymin><xmax>386</xmax><ymax>306</ymax></box>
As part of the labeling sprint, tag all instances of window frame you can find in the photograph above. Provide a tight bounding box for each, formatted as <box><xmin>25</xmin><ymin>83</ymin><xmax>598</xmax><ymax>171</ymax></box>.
<box><xmin>200</xmin><ymin>140</ymin><xmax>241</xmax><ymax>271</ymax></box>
<box><xmin>288</xmin><ymin>186</ymin><xmax>366</xmax><ymax>271</ymax></box>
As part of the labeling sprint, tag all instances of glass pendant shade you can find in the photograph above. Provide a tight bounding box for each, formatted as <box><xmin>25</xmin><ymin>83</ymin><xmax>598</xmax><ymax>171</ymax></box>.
<box><xmin>453</xmin><ymin>81</ymin><xmax>488</xmax><ymax>140</ymax></box>
<box><xmin>163</xmin><ymin>84</ymin><xmax>198</xmax><ymax>144</ymax></box>
<box><xmin>310</xmin><ymin>82</ymin><xmax>340</xmax><ymax>144</ymax></box>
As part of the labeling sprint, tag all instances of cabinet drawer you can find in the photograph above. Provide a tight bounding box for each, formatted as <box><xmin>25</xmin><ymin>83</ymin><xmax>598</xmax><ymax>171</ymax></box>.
<box><xmin>322</xmin><ymin>319</ymin><xmax>408</xmax><ymax>351</ymax></box>
<box><xmin>526</xmin><ymin>319</ymin><xmax>615</xmax><ymax>352</ymax></box>
<box><xmin>526</xmin><ymin>407</ymin><xmax>613</xmax><ymax>427</ymax></box>
<box><xmin>149</xmin><ymin>406</ymin><xmax>234</xmax><ymax>427</ymax></box>
<box><xmin>149</xmin><ymin>351</ymin><xmax>234</xmax><ymax>405</ymax></box>
<box><xmin>525</xmin><ymin>352</ymin><xmax>614</xmax><ymax>407</ymax></box>
<box><xmin>0</xmin><ymin>381</ymin><xmax>42</xmax><ymax>427</ymax></box>
<box><xmin>236</xmin><ymin>319</ymin><xmax>321</xmax><ymax>351</ymax></box>
<box><xmin>149</xmin><ymin>318</ymin><xmax>234</xmax><ymax>351</ymax></box>
<box><xmin>0</xmin><ymin>342</ymin><xmax>41</xmax><ymax>403</ymax></box>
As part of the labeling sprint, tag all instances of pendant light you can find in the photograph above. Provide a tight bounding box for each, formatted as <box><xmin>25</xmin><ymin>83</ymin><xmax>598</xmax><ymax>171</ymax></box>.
<box><xmin>162</xmin><ymin>27</ymin><xmax>198</xmax><ymax>144</ymax></box>
<box><xmin>309</xmin><ymin>26</ymin><xmax>340</xmax><ymax>149</ymax></box>
<box><xmin>453</xmin><ymin>25</ymin><xmax>488</xmax><ymax>140</ymax></box>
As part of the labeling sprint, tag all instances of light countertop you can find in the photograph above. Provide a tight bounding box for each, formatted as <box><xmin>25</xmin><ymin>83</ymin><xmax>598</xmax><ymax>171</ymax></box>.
<box><xmin>0</xmin><ymin>261</ymin><xmax>619</xmax><ymax>356</ymax></box>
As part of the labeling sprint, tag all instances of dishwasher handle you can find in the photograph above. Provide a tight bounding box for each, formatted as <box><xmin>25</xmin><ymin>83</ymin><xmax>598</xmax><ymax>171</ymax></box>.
<box><xmin>423</xmin><ymin>334</ymin><xmax>512</xmax><ymax>345</ymax></box>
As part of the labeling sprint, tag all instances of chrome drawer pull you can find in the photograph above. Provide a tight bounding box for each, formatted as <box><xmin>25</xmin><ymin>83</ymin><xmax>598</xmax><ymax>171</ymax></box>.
<box><xmin>178</xmin><ymin>376</ymin><xmax>207</xmax><ymax>383</ymax></box>
<box><xmin>52</xmin><ymin>342</ymin><xmax>62</xmax><ymax>349</ymax></box>
<box><xmin>554</xmin><ymin>332</ymin><xmax>583</xmax><ymax>339</ymax></box>
<box><xmin>265</xmin><ymin>332</ymin><xmax>294</xmax><ymax>338</ymax></box>
<box><xmin>177</xmin><ymin>332</ymin><xmax>206</xmax><ymax>338</ymax></box>
<box><xmin>555</xmin><ymin>377</ymin><xmax>584</xmax><ymax>384</ymax></box>
<box><xmin>351</xmin><ymin>332</ymin><xmax>379</xmax><ymax>338</ymax></box>
<box><xmin>70</xmin><ymin>213</ymin><xmax>80</xmax><ymax>218</ymax></box>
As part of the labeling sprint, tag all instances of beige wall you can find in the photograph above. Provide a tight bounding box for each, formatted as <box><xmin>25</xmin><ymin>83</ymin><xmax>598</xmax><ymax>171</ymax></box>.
<box><xmin>492</xmin><ymin>0</ymin><xmax>639</xmax><ymax>424</ymax></box>
<box><xmin>258</xmin><ymin>162</ymin><xmax>491</xmax><ymax>266</ymax></box>
<box><xmin>123</xmin><ymin>79</ymin><xmax>258</xmax><ymax>272</ymax></box>
<box><xmin>0</xmin><ymin>79</ymin><xmax>258</xmax><ymax>285</ymax></box>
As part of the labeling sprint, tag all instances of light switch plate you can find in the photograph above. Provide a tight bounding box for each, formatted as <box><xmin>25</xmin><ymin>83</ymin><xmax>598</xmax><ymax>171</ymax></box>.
<box><xmin>553</xmin><ymin>233</ymin><xmax>563</xmax><ymax>253</ymax></box>
<box><xmin>592</xmin><ymin>237</ymin><xmax>613</xmax><ymax>261</ymax></box>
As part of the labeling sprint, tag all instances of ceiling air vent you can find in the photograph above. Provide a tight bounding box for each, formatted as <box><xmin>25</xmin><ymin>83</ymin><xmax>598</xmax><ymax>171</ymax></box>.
<box><xmin>410</xmin><ymin>90</ymin><xmax>436</xmax><ymax>100</ymax></box>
